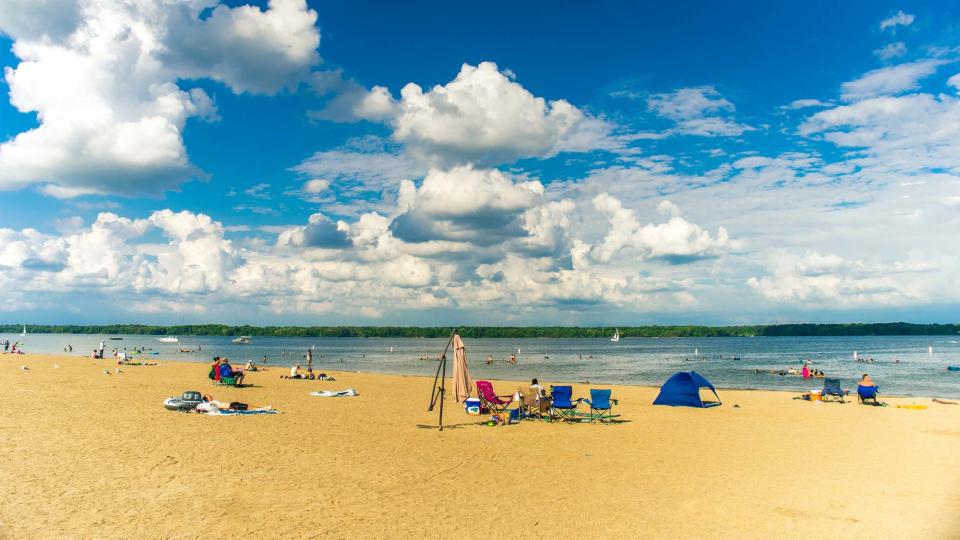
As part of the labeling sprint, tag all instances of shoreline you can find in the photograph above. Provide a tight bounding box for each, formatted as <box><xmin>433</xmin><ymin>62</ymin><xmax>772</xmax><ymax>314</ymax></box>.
<box><xmin>10</xmin><ymin>351</ymin><xmax>953</xmax><ymax>400</ymax></box>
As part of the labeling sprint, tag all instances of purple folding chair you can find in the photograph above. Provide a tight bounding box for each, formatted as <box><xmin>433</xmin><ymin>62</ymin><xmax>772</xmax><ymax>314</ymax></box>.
<box><xmin>476</xmin><ymin>380</ymin><xmax>514</xmax><ymax>414</ymax></box>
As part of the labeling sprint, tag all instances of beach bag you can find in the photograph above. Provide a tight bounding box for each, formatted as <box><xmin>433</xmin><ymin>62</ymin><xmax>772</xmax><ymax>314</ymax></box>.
<box><xmin>464</xmin><ymin>398</ymin><xmax>481</xmax><ymax>416</ymax></box>
<box><xmin>229</xmin><ymin>402</ymin><xmax>248</xmax><ymax>411</ymax></box>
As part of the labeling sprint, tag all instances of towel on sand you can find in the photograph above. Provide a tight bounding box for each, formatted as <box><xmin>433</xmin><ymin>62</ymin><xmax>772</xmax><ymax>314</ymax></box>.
<box><xmin>207</xmin><ymin>408</ymin><xmax>278</xmax><ymax>415</ymax></box>
<box><xmin>310</xmin><ymin>388</ymin><xmax>358</xmax><ymax>397</ymax></box>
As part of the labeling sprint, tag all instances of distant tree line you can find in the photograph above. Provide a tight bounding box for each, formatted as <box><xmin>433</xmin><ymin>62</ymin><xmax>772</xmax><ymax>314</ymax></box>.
<box><xmin>1</xmin><ymin>322</ymin><xmax>957</xmax><ymax>338</ymax></box>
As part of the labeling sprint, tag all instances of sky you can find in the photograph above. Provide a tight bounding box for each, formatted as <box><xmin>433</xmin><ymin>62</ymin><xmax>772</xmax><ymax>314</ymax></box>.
<box><xmin>1</xmin><ymin>0</ymin><xmax>959</xmax><ymax>326</ymax></box>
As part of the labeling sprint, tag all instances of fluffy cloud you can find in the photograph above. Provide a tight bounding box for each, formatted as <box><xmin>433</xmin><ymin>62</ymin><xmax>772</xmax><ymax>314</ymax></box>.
<box><xmin>164</xmin><ymin>0</ymin><xmax>320</xmax><ymax>94</ymax></box>
<box><xmin>0</xmin><ymin>0</ymin><xmax>321</xmax><ymax>195</ymax></box>
<box><xmin>590</xmin><ymin>195</ymin><xmax>735</xmax><ymax>263</ymax></box>
<box><xmin>390</xmin><ymin>62</ymin><xmax>585</xmax><ymax>164</ymax></box>
<box><xmin>320</xmin><ymin>62</ymin><xmax>615</xmax><ymax>165</ymax></box>
<box><xmin>746</xmin><ymin>250</ymin><xmax>954</xmax><ymax>307</ymax></box>
<box><xmin>390</xmin><ymin>165</ymin><xmax>544</xmax><ymax>245</ymax></box>
<box><xmin>647</xmin><ymin>86</ymin><xmax>752</xmax><ymax>136</ymax></box>
<box><xmin>277</xmin><ymin>213</ymin><xmax>350</xmax><ymax>248</ymax></box>
<box><xmin>291</xmin><ymin>137</ymin><xmax>427</xmax><ymax>213</ymax></box>
<box><xmin>0</xmin><ymin>210</ymin><xmax>241</xmax><ymax>296</ymax></box>
<box><xmin>839</xmin><ymin>59</ymin><xmax>944</xmax><ymax>101</ymax></box>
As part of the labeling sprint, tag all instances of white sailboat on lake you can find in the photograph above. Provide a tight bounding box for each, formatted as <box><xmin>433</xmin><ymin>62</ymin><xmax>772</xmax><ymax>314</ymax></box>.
<box><xmin>20</xmin><ymin>325</ymin><xmax>26</xmax><ymax>336</ymax></box>
<box><xmin>610</xmin><ymin>329</ymin><xmax>620</xmax><ymax>342</ymax></box>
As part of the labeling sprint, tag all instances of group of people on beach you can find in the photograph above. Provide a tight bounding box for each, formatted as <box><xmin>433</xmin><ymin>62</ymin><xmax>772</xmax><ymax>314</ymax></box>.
<box><xmin>210</xmin><ymin>357</ymin><xmax>246</xmax><ymax>384</ymax></box>
<box><xmin>3</xmin><ymin>339</ymin><xmax>23</xmax><ymax>354</ymax></box>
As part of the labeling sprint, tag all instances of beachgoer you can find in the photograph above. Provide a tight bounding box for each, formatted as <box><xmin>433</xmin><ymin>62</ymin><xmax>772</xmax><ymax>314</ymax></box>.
<box><xmin>286</xmin><ymin>364</ymin><xmax>302</xmax><ymax>379</ymax></box>
<box><xmin>529</xmin><ymin>378</ymin><xmax>544</xmax><ymax>397</ymax></box>
<box><xmin>802</xmin><ymin>362</ymin><xmax>810</xmax><ymax>379</ymax></box>
<box><xmin>486</xmin><ymin>354</ymin><xmax>493</xmax><ymax>365</ymax></box>
<box><xmin>245</xmin><ymin>360</ymin><xmax>258</xmax><ymax>372</ymax></box>
<box><xmin>509</xmin><ymin>353</ymin><xmax>517</xmax><ymax>364</ymax></box>
<box><xmin>210</xmin><ymin>357</ymin><xmax>222</xmax><ymax>382</ymax></box>
<box><xmin>219</xmin><ymin>358</ymin><xmax>244</xmax><ymax>384</ymax></box>
<box><xmin>859</xmin><ymin>373</ymin><xmax>876</xmax><ymax>388</ymax></box>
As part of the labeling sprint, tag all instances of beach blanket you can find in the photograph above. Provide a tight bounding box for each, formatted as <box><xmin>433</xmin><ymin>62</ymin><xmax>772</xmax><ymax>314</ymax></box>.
<box><xmin>310</xmin><ymin>388</ymin><xmax>358</xmax><ymax>397</ymax></box>
<box><xmin>207</xmin><ymin>408</ymin><xmax>279</xmax><ymax>415</ymax></box>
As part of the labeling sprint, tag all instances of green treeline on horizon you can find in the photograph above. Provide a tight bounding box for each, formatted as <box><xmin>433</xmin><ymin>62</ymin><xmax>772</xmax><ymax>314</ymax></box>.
<box><xmin>1</xmin><ymin>322</ymin><xmax>958</xmax><ymax>338</ymax></box>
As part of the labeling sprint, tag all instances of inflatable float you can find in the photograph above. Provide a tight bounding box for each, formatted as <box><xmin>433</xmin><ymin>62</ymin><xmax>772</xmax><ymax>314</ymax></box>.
<box><xmin>947</xmin><ymin>366</ymin><xmax>960</xmax><ymax>372</ymax></box>
<box><xmin>163</xmin><ymin>391</ymin><xmax>204</xmax><ymax>411</ymax></box>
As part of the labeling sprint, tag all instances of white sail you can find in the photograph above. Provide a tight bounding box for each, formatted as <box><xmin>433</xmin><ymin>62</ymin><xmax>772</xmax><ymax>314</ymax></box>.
<box><xmin>694</xmin><ymin>347</ymin><xmax>699</xmax><ymax>356</ymax></box>
<box><xmin>928</xmin><ymin>345</ymin><xmax>933</xmax><ymax>354</ymax></box>
<box><xmin>610</xmin><ymin>329</ymin><xmax>620</xmax><ymax>342</ymax></box>
<box><xmin>20</xmin><ymin>325</ymin><xmax>26</xmax><ymax>336</ymax></box>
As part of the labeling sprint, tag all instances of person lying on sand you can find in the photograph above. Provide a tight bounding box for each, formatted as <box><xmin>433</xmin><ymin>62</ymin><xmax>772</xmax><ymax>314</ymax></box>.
<box><xmin>195</xmin><ymin>395</ymin><xmax>256</xmax><ymax>413</ymax></box>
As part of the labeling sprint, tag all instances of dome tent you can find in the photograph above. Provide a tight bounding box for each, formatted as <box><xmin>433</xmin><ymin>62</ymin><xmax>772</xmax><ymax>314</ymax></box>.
<box><xmin>653</xmin><ymin>371</ymin><xmax>721</xmax><ymax>408</ymax></box>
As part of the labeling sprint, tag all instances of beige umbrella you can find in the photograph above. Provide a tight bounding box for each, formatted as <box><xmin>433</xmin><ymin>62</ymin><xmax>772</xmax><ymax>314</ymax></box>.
<box><xmin>452</xmin><ymin>334</ymin><xmax>473</xmax><ymax>403</ymax></box>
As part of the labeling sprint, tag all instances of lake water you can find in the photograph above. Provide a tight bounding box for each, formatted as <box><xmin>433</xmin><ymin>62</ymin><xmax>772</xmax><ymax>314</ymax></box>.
<box><xmin>4</xmin><ymin>333</ymin><xmax>960</xmax><ymax>398</ymax></box>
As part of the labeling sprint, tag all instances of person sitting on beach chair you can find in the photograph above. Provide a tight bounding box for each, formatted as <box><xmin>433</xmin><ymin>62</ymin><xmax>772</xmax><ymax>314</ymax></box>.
<box><xmin>218</xmin><ymin>358</ymin><xmax>244</xmax><ymax>386</ymax></box>
<box><xmin>857</xmin><ymin>374</ymin><xmax>880</xmax><ymax>405</ymax></box>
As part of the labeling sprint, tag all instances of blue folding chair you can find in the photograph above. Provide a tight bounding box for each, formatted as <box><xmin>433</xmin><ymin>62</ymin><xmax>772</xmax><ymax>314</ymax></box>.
<box><xmin>583</xmin><ymin>389</ymin><xmax>620</xmax><ymax>422</ymax></box>
<box><xmin>549</xmin><ymin>385</ymin><xmax>581</xmax><ymax>422</ymax></box>
<box><xmin>857</xmin><ymin>385</ymin><xmax>879</xmax><ymax>405</ymax></box>
<box><xmin>821</xmin><ymin>378</ymin><xmax>846</xmax><ymax>403</ymax></box>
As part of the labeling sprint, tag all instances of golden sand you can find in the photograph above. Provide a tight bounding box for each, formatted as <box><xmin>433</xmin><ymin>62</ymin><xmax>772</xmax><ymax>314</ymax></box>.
<box><xmin>1</xmin><ymin>354</ymin><xmax>959</xmax><ymax>539</ymax></box>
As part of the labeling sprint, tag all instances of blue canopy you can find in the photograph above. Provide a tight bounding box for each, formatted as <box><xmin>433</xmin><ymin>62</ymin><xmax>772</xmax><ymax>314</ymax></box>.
<box><xmin>653</xmin><ymin>371</ymin><xmax>721</xmax><ymax>408</ymax></box>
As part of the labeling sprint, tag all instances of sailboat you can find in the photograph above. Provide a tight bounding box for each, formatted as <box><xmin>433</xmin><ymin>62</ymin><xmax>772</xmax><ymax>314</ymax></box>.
<box><xmin>928</xmin><ymin>345</ymin><xmax>933</xmax><ymax>354</ymax></box>
<box><xmin>610</xmin><ymin>329</ymin><xmax>620</xmax><ymax>342</ymax></box>
<box><xmin>20</xmin><ymin>325</ymin><xmax>26</xmax><ymax>336</ymax></box>
<box><xmin>157</xmin><ymin>336</ymin><xmax>179</xmax><ymax>343</ymax></box>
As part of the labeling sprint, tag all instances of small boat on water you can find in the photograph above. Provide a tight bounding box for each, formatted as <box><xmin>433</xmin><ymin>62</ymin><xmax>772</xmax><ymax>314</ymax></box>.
<box><xmin>610</xmin><ymin>329</ymin><xmax>620</xmax><ymax>342</ymax></box>
<box><xmin>157</xmin><ymin>337</ymin><xmax>179</xmax><ymax>343</ymax></box>
<box><xmin>20</xmin><ymin>325</ymin><xmax>26</xmax><ymax>337</ymax></box>
<box><xmin>109</xmin><ymin>337</ymin><xmax>123</xmax><ymax>341</ymax></box>
<box><xmin>232</xmin><ymin>336</ymin><xmax>252</xmax><ymax>344</ymax></box>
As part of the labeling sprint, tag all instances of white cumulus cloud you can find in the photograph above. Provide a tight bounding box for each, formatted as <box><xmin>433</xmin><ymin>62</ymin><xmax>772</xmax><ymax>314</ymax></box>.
<box><xmin>0</xmin><ymin>0</ymin><xmax>321</xmax><ymax>196</ymax></box>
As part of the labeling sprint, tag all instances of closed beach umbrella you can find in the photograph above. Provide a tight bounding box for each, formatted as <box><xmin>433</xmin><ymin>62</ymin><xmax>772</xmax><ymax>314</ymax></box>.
<box><xmin>452</xmin><ymin>334</ymin><xmax>473</xmax><ymax>403</ymax></box>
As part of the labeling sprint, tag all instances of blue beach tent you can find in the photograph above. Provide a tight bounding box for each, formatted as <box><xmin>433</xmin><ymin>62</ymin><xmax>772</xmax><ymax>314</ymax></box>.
<box><xmin>653</xmin><ymin>371</ymin><xmax>722</xmax><ymax>408</ymax></box>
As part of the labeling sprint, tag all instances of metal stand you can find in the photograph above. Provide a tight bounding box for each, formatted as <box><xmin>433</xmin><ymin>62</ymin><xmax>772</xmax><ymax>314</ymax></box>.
<box><xmin>427</xmin><ymin>329</ymin><xmax>458</xmax><ymax>431</ymax></box>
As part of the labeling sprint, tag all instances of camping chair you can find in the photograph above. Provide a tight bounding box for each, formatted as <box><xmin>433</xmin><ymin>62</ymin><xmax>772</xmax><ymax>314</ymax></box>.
<box><xmin>820</xmin><ymin>378</ymin><xmax>846</xmax><ymax>403</ymax></box>
<box><xmin>476</xmin><ymin>380</ymin><xmax>514</xmax><ymax>414</ymax></box>
<box><xmin>518</xmin><ymin>386</ymin><xmax>547</xmax><ymax>419</ymax></box>
<box><xmin>549</xmin><ymin>385</ymin><xmax>582</xmax><ymax>422</ymax></box>
<box><xmin>583</xmin><ymin>389</ymin><xmax>620</xmax><ymax>423</ymax></box>
<box><xmin>857</xmin><ymin>385</ymin><xmax>880</xmax><ymax>405</ymax></box>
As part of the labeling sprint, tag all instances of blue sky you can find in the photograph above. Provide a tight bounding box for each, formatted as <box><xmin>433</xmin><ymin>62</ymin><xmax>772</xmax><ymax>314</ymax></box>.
<box><xmin>1</xmin><ymin>1</ymin><xmax>959</xmax><ymax>325</ymax></box>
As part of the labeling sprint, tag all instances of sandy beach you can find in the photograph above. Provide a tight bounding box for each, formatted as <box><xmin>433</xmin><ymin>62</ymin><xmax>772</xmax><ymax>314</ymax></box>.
<box><xmin>1</xmin><ymin>353</ymin><xmax>959</xmax><ymax>539</ymax></box>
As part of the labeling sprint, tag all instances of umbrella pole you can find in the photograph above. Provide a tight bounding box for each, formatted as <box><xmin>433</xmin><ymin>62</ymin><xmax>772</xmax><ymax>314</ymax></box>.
<box><xmin>438</xmin><ymin>352</ymin><xmax>446</xmax><ymax>431</ymax></box>
<box><xmin>428</xmin><ymin>330</ymin><xmax>457</xmax><ymax>411</ymax></box>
